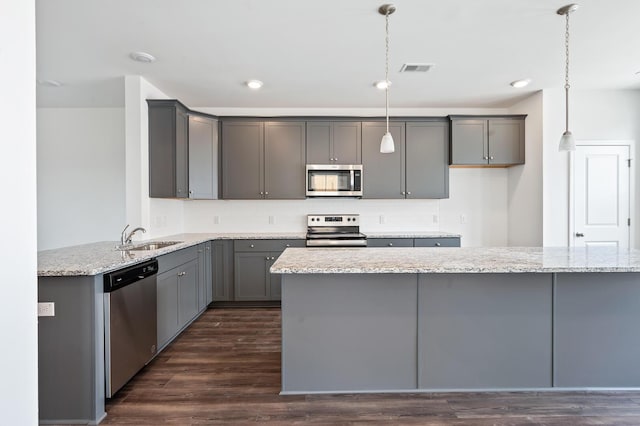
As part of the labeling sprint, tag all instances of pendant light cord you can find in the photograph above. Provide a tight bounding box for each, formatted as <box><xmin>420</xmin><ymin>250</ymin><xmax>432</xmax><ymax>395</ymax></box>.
<box><xmin>564</xmin><ymin>11</ymin><xmax>571</xmax><ymax>133</ymax></box>
<box><xmin>385</xmin><ymin>9</ymin><xmax>390</xmax><ymax>134</ymax></box>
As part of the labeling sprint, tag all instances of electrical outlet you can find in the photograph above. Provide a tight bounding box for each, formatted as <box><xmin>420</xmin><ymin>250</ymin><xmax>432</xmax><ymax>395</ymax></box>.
<box><xmin>460</xmin><ymin>214</ymin><xmax>467</xmax><ymax>224</ymax></box>
<box><xmin>38</xmin><ymin>302</ymin><xmax>55</xmax><ymax>317</ymax></box>
<box><xmin>379</xmin><ymin>215</ymin><xmax>386</xmax><ymax>224</ymax></box>
<box><xmin>213</xmin><ymin>216</ymin><xmax>220</xmax><ymax>225</ymax></box>
<box><xmin>269</xmin><ymin>216</ymin><xmax>275</xmax><ymax>225</ymax></box>
<box><xmin>433</xmin><ymin>215</ymin><xmax>439</xmax><ymax>224</ymax></box>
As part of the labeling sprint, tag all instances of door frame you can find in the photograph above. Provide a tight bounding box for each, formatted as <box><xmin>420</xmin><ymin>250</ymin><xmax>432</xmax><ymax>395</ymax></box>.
<box><xmin>568</xmin><ymin>140</ymin><xmax>636</xmax><ymax>248</ymax></box>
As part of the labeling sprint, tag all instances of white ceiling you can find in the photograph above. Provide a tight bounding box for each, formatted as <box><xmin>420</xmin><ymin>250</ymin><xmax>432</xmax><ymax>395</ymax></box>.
<box><xmin>36</xmin><ymin>0</ymin><xmax>640</xmax><ymax>109</ymax></box>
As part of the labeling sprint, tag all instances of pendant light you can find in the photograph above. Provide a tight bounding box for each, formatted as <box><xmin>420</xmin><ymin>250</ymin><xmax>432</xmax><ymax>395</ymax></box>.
<box><xmin>557</xmin><ymin>4</ymin><xmax>579</xmax><ymax>152</ymax></box>
<box><xmin>379</xmin><ymin>4</ymin><xmax>396</xmax><ymax>154</ymax></box>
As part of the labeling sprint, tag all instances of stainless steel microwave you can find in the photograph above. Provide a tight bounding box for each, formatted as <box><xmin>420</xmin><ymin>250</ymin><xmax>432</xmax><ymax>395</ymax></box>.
<box><xmin>306</xmin><ymin>164</ymin><xmax>363</xmax><ymax>197</ymax></box>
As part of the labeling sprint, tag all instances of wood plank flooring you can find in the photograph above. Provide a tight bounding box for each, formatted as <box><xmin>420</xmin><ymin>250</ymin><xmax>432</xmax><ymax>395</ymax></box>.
<box><xmin>102</xmin><ymin>308</ymin><xmax>640</xmax><ymax>425</ymax></box>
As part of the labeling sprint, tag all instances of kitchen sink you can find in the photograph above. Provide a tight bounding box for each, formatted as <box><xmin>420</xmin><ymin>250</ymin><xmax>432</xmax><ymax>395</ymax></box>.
<box><xmin>125</xmin><ymin>241</ymin><xmax>182</xmax><ymax>251</ymax></box>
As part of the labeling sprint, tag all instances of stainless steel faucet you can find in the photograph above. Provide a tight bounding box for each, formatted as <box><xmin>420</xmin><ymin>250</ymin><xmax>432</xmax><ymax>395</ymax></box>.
<box><xmin>120</xmin><ymin>224</ymin><xmax>146</xmax><ymax>246</ymax></box>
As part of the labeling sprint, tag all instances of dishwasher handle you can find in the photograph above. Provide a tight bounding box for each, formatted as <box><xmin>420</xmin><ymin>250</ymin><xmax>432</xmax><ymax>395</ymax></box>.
<box><xmin>104</xmin><ymin>259</ymin><xmax>159</xmax><ymax>292</ymax></box>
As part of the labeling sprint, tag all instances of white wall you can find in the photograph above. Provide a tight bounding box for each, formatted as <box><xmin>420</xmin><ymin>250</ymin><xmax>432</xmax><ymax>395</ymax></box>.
<box><xmin>542</xmin><ymin>89</ymin><xmax>640</xmax><ymax>247</ymax></box>
<box><xmin>507</xmin><ymin>91</ymin><xmax>543</xmax><ymax>246</ymax></box>
<box><xmin>0</xmin><ymin>0</ymin><xmax>39</xmax><ymax>423</ymax></box>
<box><xmin>37</xmin><ymin>108</ymin><xmax>125</xmax><ymax>250</ymax></box>
<box><xmin>125</xmin><ymin>76</ymin><xmax>184</xmax><ymax>240</ymax></box>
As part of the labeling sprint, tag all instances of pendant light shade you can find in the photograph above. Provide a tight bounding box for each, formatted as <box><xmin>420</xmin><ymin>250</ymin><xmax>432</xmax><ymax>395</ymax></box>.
<box><xmin>557</xmin><ymin>4</ymin><xmax>579</xmax><ymax>152</ymax></box>
<box><xmin>380</xmin><ymin>132</ymin><xmax>395</xmax><ymax>153</ymax></box>
<box><xmin>379</xmin><ymin>4</ymin><xmax>396</xmax><ymax>154</ymax></box>
<box><xmin>559</xmin><ymin>131</ymin><xmax>576</xmax><ymax>151</ymax></box>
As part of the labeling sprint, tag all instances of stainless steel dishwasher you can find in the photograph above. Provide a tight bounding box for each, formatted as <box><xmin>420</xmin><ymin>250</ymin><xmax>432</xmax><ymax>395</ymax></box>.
<box><xmin>103</xmin><ymin>259</ymin><xmax>158</xmax><ymax>398</ymax></box>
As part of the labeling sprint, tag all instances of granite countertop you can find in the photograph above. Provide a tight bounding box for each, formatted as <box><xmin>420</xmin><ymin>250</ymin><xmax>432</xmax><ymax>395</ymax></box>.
<box><xmin>38</xmin><ymin>231</ymin><xmax>460</xmax><ymax>277</ymax></box>
<box><xmin>38</xmin><ymin>232</ymin><xmax>306</xmax><ymax>277</ymax></box>
<box><xmin>271</xmin><ymin>247</ymin><xmax>640</xmax><ymax>274</ymax></box>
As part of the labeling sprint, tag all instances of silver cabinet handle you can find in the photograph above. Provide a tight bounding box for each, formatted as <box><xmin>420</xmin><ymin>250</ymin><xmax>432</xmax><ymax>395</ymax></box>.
<box><xmin>178</xmin><ymin>271</ymin><xmax>186</xmax><ymax>277</ymax></box>
<box><xmin>334</xmin><ymin>158</ymin><xmax>338</xmax><ymax>161</ymax></box>
<box><xmin>407</xmin><ymin>192</ymin><xmax>411</xmax><ymax>195</ymax></box>
<box><xmin>206</xmin><ymin>246</ymin><xmax>210</xmax><ymax>250</ymax></box>
<box><xmin>271</xmin><ymin>256</ymin><xmax>276</xmax><ymax>260</ymax></box>
<box><xmin>265</xmin><ymin>192</ymin><xmax>269</xmax><ymax>195</ymax></box>
<box><xmin>286</xmin><ymin>244</ymin><xmax>290</xmax><ymax>247</ymax></box>
<box><xmin>489</xmin><ymin>156</ymin><xmax>494</xmax><ymax>160</ymax></box>
<box><xmin>388</xmin><ymin>243</ymin><xmax>393</xmax><ymax>247</ymax></box>
<box><xmin>576</xmin><ymin>233</ymin><xmax>585</xmax><ymax>237</ymax></box>
<box><xmin>266</xmin><ymin>257</ymin><xmax>270</xmax><ymax>260</ymax></box>
<box><xmin>260</xmin><ymin>192</ymin><xmax>264</xmax><ymax>195</ymax></box>
<box><xmin>250</xmin><ymin>244</ymin><xmax>255</xmax><ymax>248</ymax></box>
<box><xmin>401</xmin><ymin>191</ymin><xmax>405</xmax><ymax>195</ymax></box>
<box><xmin>483</xmin><ymin>156</ymin><xmax>488</xmax><ymax>160</ymax></box>
<box><xmin>435</xmin><ymin>242</ymin><xmax>441</xmax><ymax>247</ymax></box>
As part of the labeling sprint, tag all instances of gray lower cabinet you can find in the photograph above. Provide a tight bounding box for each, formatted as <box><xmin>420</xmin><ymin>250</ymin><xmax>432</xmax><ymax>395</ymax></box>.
<box><xmin>449</xmin><ymin>115</ymin><xmax>525</xmax><ymax>166</ymax></box>
<box><xmin>367</xmin><ymin>238</ymin><xmax>414</xmax><ymax>247</ymax></box>
<box><xmin>213</xmin><ymin>240</ymin><xmax>234</xmax><ymax>301</ymax></box>
<box><xmin>414</xmin><ymin>237</ymin><xmax>460</xmax><ymax>247</ymax></box>
<box><xmin>233</xmin><ymin>239</ymin><xmax>305</xmax><ymax>301</ymax></box>
<box><xmin>197</xmin><ymin>242</ymin><xmax>213</xmax><ymax>311</ymax></box>
<box><xmin>148</xmin><ymin>99</ymin><xmax>189</xmax><ymax>198</ymax></box>
<box><xmin>368</xmin><ymin>237</ymin><xmax>460</xmax><ymax>247</ymax></box>
<box><xmin>362</xmin><ymin>120</ymin><xmax>449</xmax><ymax>199</ymax></box>
<box><xmin>306</xmin><ymin>121</ymin><xmax>362</xmax><ymax>164</ymax></box>
<box><xmin>156</xmin><ymin>247</ymin><xmax>201</xmax><ymax>350</ymax></box>
<box><xmin>222</xmin><ymin>120</ymin><xmax>306</xmax><ymax>199</ymax></box>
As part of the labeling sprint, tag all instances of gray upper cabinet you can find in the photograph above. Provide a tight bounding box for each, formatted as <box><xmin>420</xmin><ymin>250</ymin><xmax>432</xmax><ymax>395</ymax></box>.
<box><xmin>148</xmin><ymin>100</ymin><xmax>189</xmax><ymax>198</ymax></box>
<box><xmin>362</xmin><ymin>120</ymin><xmax>449</xmax><ymax>199</ymax></box>
<box><xmin>264</xmin><ymin>122</ymin><xmax>306</xmax><ymax>199</ymax></box>
<box><xmin>306</xmin><ymin>121</ymin><xmax>361</xmax><ymax>164</ymax></box>
<box><xmin>449</xmin><ymin>115</ymin><xmax>526</xmax><ymax>166</ymax></box>
<box><xmin>222</xmin><ymin>120</ymin><xmax>305</xmax><ymax>199</ymax></box>
<box><xmin>188</xmin><ymin>115</ymin><xmax>218</xmax><ymax>199</ymax></box>
<box><xmin>405</xmin><ymin>121</ymin><xmax>449</xmax><ymax>199</ymax></box>
<box><xmin>362</xmin><ymin>122</ymin><xmax>406</xmax><ymax>199</ymax></box>
<box><xmin>148</xmin><ymin>100</ymin><xmax>219</xmax><ymax>199</ymax></box>
<box><xmin>222</xmin><ymin>121</ymin><xmax>264</xmax><ymax>199</ymax></box>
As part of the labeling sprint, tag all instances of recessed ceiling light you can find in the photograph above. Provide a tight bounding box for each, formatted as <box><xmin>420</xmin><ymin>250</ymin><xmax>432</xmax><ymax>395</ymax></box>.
<box><xmin>374</xmin><ymin>80</ymin><xmax>392</xmax><ymax>90</ymax></box>
<box><xmin>37</xmin><ymin>79</ymin><xmax>63</xmax><ymax>87</ymax></box>
<box><xmin>129</xmin><ymin>51</ymin><xmax>156</xmax><ymax>63</ymax></box>
<box><xmin>246</xmin><ymin>80</ymin><xmax>264</xmax><ymax>89</ymax></box>
<box><xmin>510</xmin><ymin>79</ymin><xmax>531</xmax><ymax>88</ymax></box>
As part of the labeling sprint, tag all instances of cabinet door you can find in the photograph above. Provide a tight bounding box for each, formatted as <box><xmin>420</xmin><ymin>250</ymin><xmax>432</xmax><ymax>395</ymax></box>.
<box><xmin>306</xmin><ymin>121</ymin><xmax>332</xmax><ymax>164</ymax></box>
<box><xmin>488</xmin><ymin>119</ymin><xmax>525</xmax><ymax>165</ymax></box>
<box><xmin>264</xmin><ymin>122</ymin><xmax>306</xmax><ymax>199</ymax></box>
<box><xmin>204</xmin><ymin>242</ymin><xmax>213</xmax><ymax>305</ymax></box>
<box><xmin>234</xmin><ymin>252</ymin><xmax>270</xmax><ymax>301</ymax></box>
<box><xmin>213</xmin><ymin>240</ymin><xmax>233</xmax><ymax>301</ymax></box>
<box><xmin>450</xmin><ymin>119</ymin><xmax>488</xmax><ymax>165</ymax></box>
<box><xmin>332</xmin><ymin>121</ymin><xmax>362</xmax><ymax>164</ymax></box>
<box><xmin>157</xmin><ymin>270</ymin><xmax>179</xmax><ymax>349</ymax></box>
<box><xmin>197</xmin><ymin>244</ymin><xmax>207</xmax><ymax>312</ymax></box>
<box><xmin>222</xmin><ymin>121</ymin><xmax>264</xmax><ymax>199</ymax></box>
<box><xmin>188</xmin><ymin>115</ymin><xmax>218</xmax><ymax>199</ymax></box>
<box><xmin>406</xmin><ymin>122</ymin><xmax>449</xmax><ymax>199</ymax></box>
<box><xmin>361</xmin><ymin>122</ymin><xmax>405</xmax><ymax>199</ymax></box>
<box><xmin>178</xmin><ymin>259</ymin><xmax>199</xmax><ymax>328</ymax></box>
<box><xmin>175</xmin><ymin>107</ymin><xmax>189</xmax><ymax>198</ymax></box>
<box><xmin>268</xmin><ymin>251</ymin><xmax>286</xmax><ymax>301</ymax></box>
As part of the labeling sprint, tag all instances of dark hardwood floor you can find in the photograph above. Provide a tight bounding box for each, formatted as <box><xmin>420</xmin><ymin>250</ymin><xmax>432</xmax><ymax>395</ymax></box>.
<box><xmin>102</xmin><ymin>308</ymin><xmax>640</xmax><ymax>425</ymax></box>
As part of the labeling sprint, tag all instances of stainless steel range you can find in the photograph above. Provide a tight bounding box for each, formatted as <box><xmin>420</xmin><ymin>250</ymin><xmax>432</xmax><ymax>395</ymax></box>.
<box><xmin>306</xmin><ymin>214</ymin><xmax>367</xmax><ymax>247</ymax></box>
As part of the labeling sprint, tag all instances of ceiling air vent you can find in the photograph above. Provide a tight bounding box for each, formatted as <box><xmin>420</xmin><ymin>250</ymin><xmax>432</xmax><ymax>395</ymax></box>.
<box><xmin>399</xmin><ymin>63</ymin><xmax>434</xmax><ymax>73</ymax></box>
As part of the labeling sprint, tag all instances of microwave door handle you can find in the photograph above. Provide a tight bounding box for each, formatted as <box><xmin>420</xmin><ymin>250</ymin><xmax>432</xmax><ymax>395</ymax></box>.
<box><xmin>350</xmin><ymin>170</ymin><xmax>354</xmax><ymax>190</ymax></box>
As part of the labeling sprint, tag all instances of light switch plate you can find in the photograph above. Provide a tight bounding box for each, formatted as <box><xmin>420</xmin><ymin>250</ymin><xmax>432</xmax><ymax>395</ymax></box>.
<box><xmin>38</xmin><ymin>302</ymin><xmax>55</xmax><ymax>317</ymax></box>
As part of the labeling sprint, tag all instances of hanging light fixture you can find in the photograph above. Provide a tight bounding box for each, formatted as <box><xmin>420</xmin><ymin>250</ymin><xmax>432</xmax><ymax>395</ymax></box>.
<box><xmin>379</xmin><ymin>4</ymin><xmax>396</xmax><ymax>154</ymax></box>
<box><xmin>557</xmin><ymin>4</ymin><xmax>579</xmax><ymax>152</ymax></box>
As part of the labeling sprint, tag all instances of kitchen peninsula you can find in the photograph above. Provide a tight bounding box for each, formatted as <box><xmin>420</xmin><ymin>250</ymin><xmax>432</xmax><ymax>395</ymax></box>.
<box><xmin>272</xmin><ymin>247</ymin><xmax>640</xmax><ymax>393</ymax></box>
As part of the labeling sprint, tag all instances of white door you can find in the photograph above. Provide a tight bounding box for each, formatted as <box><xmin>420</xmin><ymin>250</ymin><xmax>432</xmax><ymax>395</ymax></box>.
<box><xmin>573</xmin><ymin>145</ymin><xmax>630</xmax><ymax>248</ymax></box>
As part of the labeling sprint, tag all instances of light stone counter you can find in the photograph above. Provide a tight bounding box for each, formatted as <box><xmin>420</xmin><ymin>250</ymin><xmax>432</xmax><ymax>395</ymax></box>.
<box><xmin>366</xmin><ymin>231</ymin><xmax>460</xmax><ymax>239</ymax></box>
<box><xmin>272</xmin><ymin>246</ymin><xmax>640</xmax><ymax>274</ymax></box>
<box><xmin>38</xmin><ymin>232</ymin><xmax>306</xmax><ymax>276</ymax></box>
